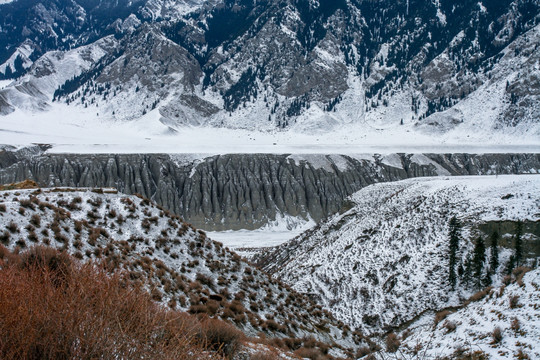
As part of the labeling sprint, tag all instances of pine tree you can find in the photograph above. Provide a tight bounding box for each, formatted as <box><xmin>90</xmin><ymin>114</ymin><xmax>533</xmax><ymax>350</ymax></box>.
<box><xmin>448</xmin><ymin>216</ymin><xmax>461</xmax><ymax>289</ymax></box>
<box><xmin>489</xmin><ymin>231</ymin><xmax>499</xmax><ymax>273</ymax></box>
<box><xmin>462</xmin><ymin>255</ymin><xmax>473</xmax><ymax>287</ymax></box>
<box><xmin>472</xmin><ymin>236</ymin><xmax>486</xmax><ymax>288</ymax></box>
<box><xmin>484</xmin><ymin>231</ymin><xmax>500</xmax><ymax>286</ymax></box>
<box><xmin>507</xmin><ymin>220</ymin><xmax>524</xmax><ymax>274</ymax></box>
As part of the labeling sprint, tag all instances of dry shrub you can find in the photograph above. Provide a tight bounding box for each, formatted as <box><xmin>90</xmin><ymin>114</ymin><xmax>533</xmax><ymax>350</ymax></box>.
<box><xmin>385</xmin><ymin>332</ymin><xmax>401</xmax><ymax>353</ymax></box>
<box><xmin>0</xmin><ymin>180</ymin><xmax>39</xmax><ymax>190</ymax></box>
<box><xmin>509</xmin><ymin>295</ymin><xmax>520</xmax><ymax>309</ymax></box>
<box><xmin>30</xmin><ymin>214</ymin><xmax>41</xmax><ymax>227</ymax></box>
<box><xmin>250</xmin><ymin>351</ymin><xmax>280</xmax><ymax>360</ymax></box>
<box><xmin>0</xmin><ymin>230</ymin><xmax>10</xmax><ymax>245</ymax></box>
<box><xmin>356</xmin><ymin>346</ymin><xmax>372</xmax><ymax>358</ymax></box>
<box><xmin>452</xmin><ymin>349</ymin><xmax>489</xmax><ymax>360</ymax></box>
<box><xmin>434</xmin><ymin>309</ymin><xmax>451</xmax><ymax>324</ymax></box>
<box><xmin>294</xmin><ymin>347</ymin><xmax>325</xmax><ymax>360</ymax></box>
<box><xmin>498</xmin><ymin>285</ymin><xmax>506</xmax><ymax>297</ymax></box>
<box><xmin>512</xmin><ymin>267</ymin><xmax>531</xmax><ymax>287</ymax></box>
<box><xmin>469</xmin><ymin>287</ymin><xmax>492</xmax><ymax>302</ymax></box>
<box><xmin>511</xmin><ymin>317</ymin><xmax>521</xmax><ymax>332</ymax></box>
<box><xmin>28</xmin><ymin>231</ymin><xmax>38</xmax><ymax>242</ymax></box>
<box><xmin>15</xmin><ymin>239</ymin><xmax>27</xmax><ymax>248</ymax></box>
<box><xmin>0</xmin><ymin>246</ymin><xmax>214</xmax><ymax>360</ymax></box>
<box><xmin>6</xmin><ymin>221</ymin><xmax>18</xmax><ymax>233</ymax></box>
<box><xmin>516</xmin><ymin>348</ymin><xmax>531</xmax><ymax>360</ymax></box>
<box><xmin>198</xmin><ymin>317</ymin><xmax>244</xmax><ymax>358</ymax></box>
<box><xmin>491</xmin><ymin>326</ymin><xmax>503</xmax><ymax>344</ymax></box>
<box><xmin>19</xmin><ymin>198</ymin><xmax>34</xmax><ymax>209</ymax></box>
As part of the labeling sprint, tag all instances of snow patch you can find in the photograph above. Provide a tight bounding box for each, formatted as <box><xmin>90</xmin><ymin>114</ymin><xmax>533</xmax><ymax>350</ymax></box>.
<box><xmin>381</xmin><ymin>153</ymin><xmax>404</xmax><ymax>169</ymax></box>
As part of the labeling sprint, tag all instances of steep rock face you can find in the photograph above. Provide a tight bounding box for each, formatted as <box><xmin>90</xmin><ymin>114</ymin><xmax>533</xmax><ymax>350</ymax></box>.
<box><xmin>0</xmin><ymin>148</ymin><xmax>539</xmax><ymax>230</ymax></box>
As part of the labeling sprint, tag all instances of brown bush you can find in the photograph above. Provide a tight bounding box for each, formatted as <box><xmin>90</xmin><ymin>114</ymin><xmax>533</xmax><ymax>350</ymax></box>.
<box><xmin>0</xmin><ymin>246</ymin><xmax>214</xmax><ymax>360</ymax></box>
<box><xmin>0</xmin><ymin>203</ymin><xmax>6</xmax><ymax>212</ymax></box>
<box><xmin>0</xmin><ymin>230</ymin><xmax>10</xmax><ymax>245</ymax></box>
<box><xmin>0</xmin><ymin>180</ymin><xmax>39</xmax><ymax>190</ymax></box>
<box><xmin>15</xmin><ymin>239</ymin><xmax>27</xmax><ymax>248</ymax></box>
<box><xmin>198</xmin><ymin>317</ymin><xmax>243</xmax><ymax>358</ymax></box>
<box><xmin>7</xmin><ymin>221</ymin><xmax>19</xmax><ymax>233</ymax></box>
<box><xmin>469</xmin><ymin>287</ymin><xmax>492</xmax><ymax>302</ymax></box>
<box><xmin>491</xmin><ymin>326</ymin><xmax>503</xmax><ymax>344</ymax></box>
<box><xmin>516</xmin><ymin>348</ymin><xmax>531</xmax><ymax>360</ymax></box>
<box><xmin>28</xmin><ymin>231</ymin><xmax>38</xmax><ymax>243</ymax></box>
<box><xmin>434</xmin><ymin>309</ymin><xmax>452</xmax><ymax>324</ymax></box>
<box><xmin>30</xmin><ymin>214</ymin><xmax>41</xmax><ymax>227</ymax></box>
<box><xmin>356</xmin><ymin>346</ymin><xmax>372</xmax><ymax>357</ymax></box>
<box><xmin>511</xmin><ymin>317</ymin><xmax>521</xmax><ymax>332</ymax></box>
<box><xmin>385</xmin><ymin>332</ymin><xmax>401</xmax><ymax>353</ymax></box>
<box><xmin>250</xmin><ymin>351</ymin><xmax>280</xmax><ymax>360</ymax></box>
<box><xmin>513</xmin><ymin>267</ymin><xmax>531</xmax><ymax>287</ymax></box>
<box><xmin>19</xmin><ymin>198</ymin><xmax>34</xmax><ymax>209</ymax></box>
<box><xmin>509</xmin><ymin>295</ymin><xmax>520</xmax><ymax>309</ymax></box>
<box><xmin>294</xmin><ymin>347</ymin><xmax>325</xmax><ymax>360</ymax></box>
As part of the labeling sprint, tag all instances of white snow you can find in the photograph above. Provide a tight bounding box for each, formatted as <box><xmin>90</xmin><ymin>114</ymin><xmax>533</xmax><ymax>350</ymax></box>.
<box><xmin>1</xmin><ymin>102</ymin><xmax>538</xmax><ymax>154</ymax></box>
<box><xmin>208</xmin><ymin>214</ymin><xmax>316</xmax><ymax>256</ymax></box>
<box><xmin>381</xmin><ymin>153</ymin><xmax>404</xmax><ymax>169</ymax></box>
<box><xmin>0</xmin><ymin>80</ymin><xmax>13</xmax><ymax>89</ymax></box>
<box><xmin>433</xmin><ymin>0</ymin><xmax>447</xmax><ymax>26</ymax></box>
<box><xmin>0</xmin><ymin>42</ymin><xmax>34</xmax><ymax>74</ymax></box>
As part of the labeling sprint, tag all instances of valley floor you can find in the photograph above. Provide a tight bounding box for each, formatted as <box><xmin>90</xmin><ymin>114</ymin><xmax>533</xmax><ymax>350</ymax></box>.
<box><xmin>0</xmin><ymin>104</ymin><xmax>539</xmax><ymax>155</ymax></box>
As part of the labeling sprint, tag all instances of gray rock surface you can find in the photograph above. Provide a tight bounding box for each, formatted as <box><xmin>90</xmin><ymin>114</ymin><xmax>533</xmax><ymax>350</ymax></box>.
<box><xmin>0</xmin><ymin>147</ymin><xmax>538</xmax><ymax>230</ymax></box>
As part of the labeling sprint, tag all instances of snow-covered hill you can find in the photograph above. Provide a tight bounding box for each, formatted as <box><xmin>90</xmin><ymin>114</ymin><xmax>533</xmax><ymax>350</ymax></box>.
<box><xmin>256</xmin><ymin>175</ymin><xmax>540</xmax><ymax>335</ymax></box>
<box><xmin>375</xmin><ymin>268</ymin><xmax>540</xmax><ymax>359</ymax></box>
<box><xmin>0</xmin><ymin>183</ymin><xmax>355</xmax><ymax>353</ymax></box>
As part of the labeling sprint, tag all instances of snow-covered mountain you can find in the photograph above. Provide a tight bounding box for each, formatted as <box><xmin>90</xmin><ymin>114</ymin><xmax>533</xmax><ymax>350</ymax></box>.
<box><xmin>1</xmin><ymin>0</ymin><xmax>539</xmax><ymax>142</ymax></box>
<box><xmin>0</xmin><ymin>183</ymin><xmax>356</xmax><ymax>353</ymax></box>
<box><xmin>255</xmin><ymin>175</ymin><xmax>540</xmax><ymax>335</ymax></box>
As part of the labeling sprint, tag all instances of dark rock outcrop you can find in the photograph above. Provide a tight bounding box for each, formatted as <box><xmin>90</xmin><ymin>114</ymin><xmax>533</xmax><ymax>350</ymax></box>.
<box><xmin>0</xmin><ymin>147</ymin><xmax>538</xmax><ymax>230</ymax></box>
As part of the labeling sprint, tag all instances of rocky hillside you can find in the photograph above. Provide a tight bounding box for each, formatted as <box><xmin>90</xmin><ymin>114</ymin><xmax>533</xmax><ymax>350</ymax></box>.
<box><xmin>0</xmin><ymin>183</ymin><xmax>356</xmax><ymax>355</ymax></box>
<box><xmin>0</xmin><ymin>0</ymin><xmax>539</xmax><ymax>140</ymax></box>
<box><xmin>1</xmin><ymin>146</ymin><xmax>539</xmax><ymax>230</ymax></box>
<box><xmin>255</xmin><ymin>175</ymin><xmax>540</xmax><ymax>335</ymax></box>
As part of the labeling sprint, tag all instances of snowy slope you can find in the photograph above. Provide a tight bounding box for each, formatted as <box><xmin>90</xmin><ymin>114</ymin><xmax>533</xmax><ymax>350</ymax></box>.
<box><xmin>141</xmin><ymin>0</ymin><xmax>220</xmax><ymax>19</ymax></box>
<box><xmin>0</xmin><ymin>36</ymin><xmax>117</xmax><ymax>114</ymax></box>
<box><xmin>375</xmin><ymin>269</ymin><xmax>540</xmax><ymax>360</ymax></box>
<box><xmin>257</xmin><ymin>175</ymin><xmax>540</xmax><ymax>334</ymax></box>
<box><xmin>0</xmin><ymin>185</ymin><xmax>354</xmax><ymax>349</ymax></box>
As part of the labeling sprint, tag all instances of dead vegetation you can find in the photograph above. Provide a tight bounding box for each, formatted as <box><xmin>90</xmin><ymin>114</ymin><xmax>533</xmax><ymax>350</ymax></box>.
<box><xmin>0</xmin><ymin>245</ymin><xmax>248</xmax><ymax>360</ymax></box>
<box><xmin>0</xmin><ymin>180</ymin><xmax>40</xmax><ymax>190</ymax></box>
